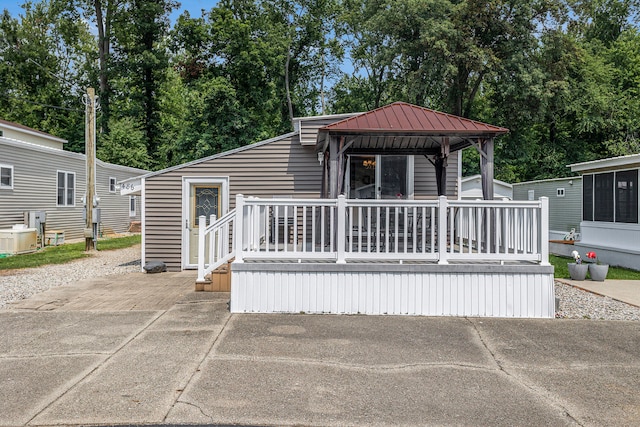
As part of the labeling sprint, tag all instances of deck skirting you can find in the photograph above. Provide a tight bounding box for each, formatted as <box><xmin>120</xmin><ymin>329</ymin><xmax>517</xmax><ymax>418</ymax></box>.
<box><xmin>230</xmin><ymin>263</ymin><xmax>555</xmax><ymax>318</ymax></box>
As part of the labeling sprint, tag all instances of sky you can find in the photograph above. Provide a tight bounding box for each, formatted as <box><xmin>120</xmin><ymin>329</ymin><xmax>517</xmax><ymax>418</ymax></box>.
<box><xmin>1</xmin><ymin>0</ymin><xmax>212</xmax><ymax>22</ymax></box>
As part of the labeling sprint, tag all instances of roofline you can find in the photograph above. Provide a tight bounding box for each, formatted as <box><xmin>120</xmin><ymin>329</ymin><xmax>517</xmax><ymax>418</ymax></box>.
<box><xmin>512</xmin><ymin>176</ymin><xmax>582</xmax><ymax>186</ymax></box>
<box><xmin>0</xmin><ymin>136</ymin><xmax>148</xmax><ymax>174</ymax></box>
<box><xmin>568</xmin><ymin>153</ymin><xmax>640</xmax><ymax>172</ymax></box>
<box><xmin>320</xmin><ymin>129</ymin><xmax>509</xmax><ymax>137</ymax></box>
<box><xmin>292</xmin><ymin>112</ymin><xmax>361</xmax><ymax>122</ymax></box>
<box><xmin>0</xmin><ymin>119</ymin><xmax>67</xmax><ymax>144</ymax></box>
<box><xmin>122</xmin><ymin>131</ymin><xmax>299</xmax><ymax>182</ymax></box>
<box><xmin>460</xmin><ymin>174</ymin><xmax>513</xmax><ymax>188</ymax></box>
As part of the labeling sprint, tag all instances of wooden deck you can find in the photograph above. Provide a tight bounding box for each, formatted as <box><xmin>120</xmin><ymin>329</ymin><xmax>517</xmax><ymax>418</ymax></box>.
<box><xmin>8</xmin><ymin>271</ymin><xmax>199</xmax><ymax>311</ymax></box>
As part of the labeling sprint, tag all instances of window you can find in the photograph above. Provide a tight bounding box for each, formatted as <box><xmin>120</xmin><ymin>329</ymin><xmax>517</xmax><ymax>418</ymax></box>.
<box><xmin>527</xmin><ymin>190</ymin><xmax>535</xmax><ymax>201</ymax></box>
<box><xmin>616</xmin><ymin>170</ymin><xmax>638</xmax><ymax>223</ymax></box>
<box><xmin>584</xmin><ymin>170</ymin><xmax>639</xmax><ymax>224</ymax></box>
<box><xmin>109</xmin><ymin>177</ymin><xmax>117</xmax><ymax>193</ymax></box>
<box><xmin>0</xmin><ymin>164</ymin><xmax>13</xmax><ymax>189</ymax></box>
<box><xmin>594</xmin><ymin>172</ymin><xmax>614</xmax><ymax>222</ymax></box>
<box><xmin>129</xmin><ymin>196</ymin><xmax>136</xmax><ymax>217</ymax></box>
<box><xmin>556</xmin><ymin>188</ymin><xmax>565</xmax><ymax>197</ymax></box>
<box><xmin>583</xmin><ymin>174</ymin><xmax>593</xmax><ymax>221</ymax></box>
<box><xmin>57</xmin><ymin>171</ymin><xmax>75</xmax><ymax>206</ymax></box>
<box><xmin>0</xmin><ymin>130</ymin><xmax>3</xmax><ymax>137</ymax></box>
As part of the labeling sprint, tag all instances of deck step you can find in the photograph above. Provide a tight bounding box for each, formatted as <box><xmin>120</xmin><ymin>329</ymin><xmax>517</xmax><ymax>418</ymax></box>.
<box><xmin>195</xmin><ymin>261</ymin><xmax>232</xmax><ymax>292</ymax></box>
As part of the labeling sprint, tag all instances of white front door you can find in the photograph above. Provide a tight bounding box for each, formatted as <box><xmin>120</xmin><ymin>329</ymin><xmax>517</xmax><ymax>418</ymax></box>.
<box><xmin>182</xmin><ymin>177</ymin><xmax>229</xmax><ymax>269</ymax></box>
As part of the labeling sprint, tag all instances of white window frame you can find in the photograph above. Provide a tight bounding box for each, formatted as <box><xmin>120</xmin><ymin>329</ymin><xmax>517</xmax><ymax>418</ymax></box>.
<box><xmin>109</xmin><ymin>177</ymin><xmax>117</xmax><ymax>193</ymax></box>
<box><xmin>556</xmin><ymin>188</ymin><xmax>565</xmax><ymax>197</ymax></box>
<box><xmin>527</xmin><ymin>189</ymin><xmax>535</xmax><ymax>201</ymax></box>
<box><xmin>56</xmin><ymin>170</ymin><xmax>76</xmax><ymax>207</ymax></box>
<box><xmin>129</xmin><ymin>196</ymin><xmax>137</xmax><ymax>217</ymax></box>
<box><xmin>0</xmin><ymin>164</ymin><xmax>13</xmax><ymax>189</ymax></box>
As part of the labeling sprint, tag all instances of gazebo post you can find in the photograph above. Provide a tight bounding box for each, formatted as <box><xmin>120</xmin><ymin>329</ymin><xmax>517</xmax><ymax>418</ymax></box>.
<box><xmin>329</xmin><ymin>135</ymin><xmax>339</xmax><ymax>199</ymax></box>
<box><xmin>480</xmin><ymin>138</ymin><xmax>495</xmax><ymax>200</ymax></box>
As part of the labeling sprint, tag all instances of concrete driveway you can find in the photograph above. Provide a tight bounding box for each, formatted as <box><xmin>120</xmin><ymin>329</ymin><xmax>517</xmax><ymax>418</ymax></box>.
<box><xmin>1</xmin><ymin>271</ymin><xmax>639</xmax><ymax>426</ymax></box>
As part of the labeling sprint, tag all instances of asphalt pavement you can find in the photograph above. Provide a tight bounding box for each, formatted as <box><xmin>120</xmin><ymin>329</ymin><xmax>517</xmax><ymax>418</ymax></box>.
<box><xmin>1</xmin><ymin>272</ymin><xmax>639</xmax><ymax>426</ymax></box>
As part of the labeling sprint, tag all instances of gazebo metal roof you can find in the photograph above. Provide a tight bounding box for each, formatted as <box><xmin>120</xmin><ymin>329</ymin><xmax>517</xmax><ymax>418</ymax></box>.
<box><xmin>316</xmin><ymin>102</ymin><xmax>508</xmax><ymax>155</ymax></box>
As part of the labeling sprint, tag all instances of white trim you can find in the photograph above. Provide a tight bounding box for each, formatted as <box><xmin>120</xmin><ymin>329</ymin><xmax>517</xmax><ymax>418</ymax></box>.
<box><xmin>556</xmin><ymin>188</ymin><xmax>565</xmax><ymax>197</ymax></box>
<box><xmin>0</xmin><ymin>163</ymin><xmax>14</xmax><ymax>189</ymax></box>
<box><xmin>140</xmin><ymin>178</ymin><xmax>146</xmax><ymax>272</ymax></box>
<box><xmin>181</xmin><ymin>176</ymin><xmax>230</xmax><ymax>270</ymax></box>
<box><xmin>56</xmin><ymin>170</ymin><xmax>76</xmax><ymax>207</ymax></box>
<box><xmin>109</xmin><ymin>176</ymin><xmax>117</xmax><ymax>193</ymax></box>
<box><xmin>512</xmin><ymin>176</ymin><xmax>581</xmax><ymax>186</ymax></box>
<box><xmin>458</xmin><ymin>150</ymin><xmax>462</xmax><ymax>200</ymax></box>
<box><xmin>569</xmin><ymin>153</ymin><xmax>640</xmax><ymax>172</ymax></box>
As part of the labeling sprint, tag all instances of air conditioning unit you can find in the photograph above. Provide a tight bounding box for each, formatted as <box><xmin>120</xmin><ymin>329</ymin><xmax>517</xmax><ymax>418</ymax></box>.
<box><xmin>0</xmin><ymin>228</ymin><xmax>38</xmax><ymax>255</ymax></box>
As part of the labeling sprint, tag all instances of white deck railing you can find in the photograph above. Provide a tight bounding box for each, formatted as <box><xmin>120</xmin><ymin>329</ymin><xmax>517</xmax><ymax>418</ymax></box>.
<box><xmin>231</xmin><ymin>194</ymin><xmax>549</xmax><ymax>265</ymax></box>
<box><xmin>196</xmin><ymin>209</ymin><xmax>236</xmax><ymax>283</ymax></box>
<box><xmin>197</xmin><ymin>195</ymin><xmax>549</xmax><ymax>281</ymax></box>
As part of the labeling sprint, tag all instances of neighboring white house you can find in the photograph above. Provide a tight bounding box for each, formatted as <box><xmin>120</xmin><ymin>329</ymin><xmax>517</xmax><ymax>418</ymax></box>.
<box><xmin>512</xmin><ymin>176</ymin><xmax>582</xmax><ymax>241</ymax></box>
<box><xmin>0</xmin><ymin>119</ymin><xmax>148</xmax><ymax>241</ymax></box>
<box><xmin>569</xmin><ymin>154</ymin><xmax>640</xmax><ymax>270</ymax></box>
<box><xmin>460</xmin><ymin>175</ymin><xmax>512</xmax><ymax>200</ymax></box>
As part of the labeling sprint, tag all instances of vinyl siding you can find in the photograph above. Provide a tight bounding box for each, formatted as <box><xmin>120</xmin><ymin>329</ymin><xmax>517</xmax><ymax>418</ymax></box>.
<box><xmin>296</xmin><ymin>113</ymin><xmax>358</xmax><ymax>146</ymax></box>
<box><xmin>513</xmin><ymin>177</ymin><xmax>582</xmax><ymax>234</ymax></box>
<box><xmin>145</xmin><ymin>134</ymin><xmax>460</xmax><ymax>271</ymax></box>
<box><xmin>0</xmin><ymin>138</ymin><xmax>146</xmax><ymax>240</ymax></box>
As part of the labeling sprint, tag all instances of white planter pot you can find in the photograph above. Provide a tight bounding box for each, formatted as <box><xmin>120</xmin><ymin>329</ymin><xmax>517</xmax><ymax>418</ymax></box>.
<box><xmin>589</xmin><ymin>264</ymin><xmax>609</xmax><ymax>281</ymax></box>
<box><xmin>568</xmin><ymin>263</ymin><xmax>588</xmax><ymax>281</ymax></box>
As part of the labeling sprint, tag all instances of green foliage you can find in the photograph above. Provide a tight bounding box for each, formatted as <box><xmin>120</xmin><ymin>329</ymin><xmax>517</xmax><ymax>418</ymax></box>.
<box><xmin>2</xmin><ymin>0</ymin><xmax>639</xmax><ymax>182</ymax></box>
<box><xmin>97</xmin><ymin>117</ymin><xmax>152</xmax><ymax>169</ymax></box>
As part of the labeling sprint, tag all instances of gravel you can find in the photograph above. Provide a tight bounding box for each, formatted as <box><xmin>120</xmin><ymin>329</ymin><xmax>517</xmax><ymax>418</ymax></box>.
<box><xmin>1</xmin><ymin>248</ymin><xmax>639</xmax><ymax>320</ymax></box>
<box><xmin>555</xmin><ymin>281</ymin><xmax>640</xmax><ymax>321</ymax></box>
<box><xmin>0</xmin><ymin>245</ymin><xmax>141</xmax><ymax>309</ymax></box>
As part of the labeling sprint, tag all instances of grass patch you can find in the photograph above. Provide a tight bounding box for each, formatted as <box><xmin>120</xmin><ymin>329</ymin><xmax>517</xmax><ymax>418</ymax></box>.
<box><xmin>0</xmin><ymin>234</ymin><xmax>140</xmax><ymax>271</ymax></box>
<box><xmin>550</xmin><ymin>254</ymin><xmax>640</xmax><ymax>280</ymax></box>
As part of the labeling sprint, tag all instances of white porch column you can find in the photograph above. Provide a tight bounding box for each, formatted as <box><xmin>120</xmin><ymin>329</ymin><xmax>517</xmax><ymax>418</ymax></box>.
<box><xmin>540</xmin><ymin>196</ymin><xmax>550</xmax><ymax>266</ymax></box>
<box><xmin>438</xmin><ymin>195</ymin><xmax>449</xmax><ymax>264</ymax></box>
<box><xmin>336</xmin><ymin>195</ymin><xmax>346</xmax><ymax>263</ymax></box>
<box><xmin>235</xmin><ymin>194</ymin><xmax>244</xmax><ymax>263</ymax></box>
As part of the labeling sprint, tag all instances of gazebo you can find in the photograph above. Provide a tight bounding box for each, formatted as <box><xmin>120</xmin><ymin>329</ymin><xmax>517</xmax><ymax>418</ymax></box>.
<box><xmin>316</xmin><ymin>102</ymin><xmax>509</xmax><ymax>200</ymax></box>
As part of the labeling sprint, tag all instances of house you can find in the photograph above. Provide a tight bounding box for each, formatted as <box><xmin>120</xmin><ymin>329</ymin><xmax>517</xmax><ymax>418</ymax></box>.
<box><xmin>513</xmin><ymin>177</ymin><xmax>583</xmax><ymax>241</ymax></box>
<box><xmin>568</xmin><ymin>154</ymin><xmax>640</xmax><ymax>270</ymax></box>
<box><xmin>461</xmin><ymin>175</ymin><xmax>512</xmax><ymax>200</ymax></box>
<box><xmin>0</xmin><ymin>119</ymin><xmax>148</xmax><ymax>242</ymax></box>
<box><xmin>124</xmin><ymin>102</ymin><xmax>555</xmax><ymax>318</ymax></box>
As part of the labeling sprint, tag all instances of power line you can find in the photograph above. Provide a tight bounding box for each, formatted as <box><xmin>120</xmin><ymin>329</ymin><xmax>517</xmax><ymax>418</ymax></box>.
<box><xmin>0</xmin><ymin>93</ymin><xmax>84</xmax><ymax>113</ymax></box>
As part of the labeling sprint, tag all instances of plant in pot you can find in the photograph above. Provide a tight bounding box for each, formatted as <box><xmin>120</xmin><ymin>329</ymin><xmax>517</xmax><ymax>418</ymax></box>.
<box><xmin>586</xmin><ymin>251</ymin><xmax>608</xmax><ymax>281</ymax></box>
<box><xmin>568</xmin><ymin>250</ymin><xmax>588</xmax><ymax>280</ymax></box>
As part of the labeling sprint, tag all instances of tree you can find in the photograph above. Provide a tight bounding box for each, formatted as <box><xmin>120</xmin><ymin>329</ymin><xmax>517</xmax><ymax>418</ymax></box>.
<box><xmin>0</xmin><ymin>1</ymin><xmax>92</xmax><ymax>151</ymax></box>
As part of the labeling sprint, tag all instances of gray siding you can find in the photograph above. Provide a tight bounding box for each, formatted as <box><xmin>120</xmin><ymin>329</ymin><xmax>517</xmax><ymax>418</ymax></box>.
<box><xmin>145</xmin><ymin>133</ymin><xmax>459</xmax><ymax>271</ymax></box>
<box><xmin>296</xmin><ymin>113</ymin><xmax>358</xmax><ymax>146</ymax></box>
<box><xmin>0</xmin><ymin>138</ymin><xmax>146</xmax><ymax>240</ymax></box>
<box><xmin>513</xmin><ymin>177</ymin><xmax>582</xmax><ymax>234</ymax></box>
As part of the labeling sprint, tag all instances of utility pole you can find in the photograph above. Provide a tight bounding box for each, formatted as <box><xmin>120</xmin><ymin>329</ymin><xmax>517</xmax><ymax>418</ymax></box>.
<box><xmin>84</xmin><ymin>88</ymin><xmax>97</xmax><ymax>251</ymax></box>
